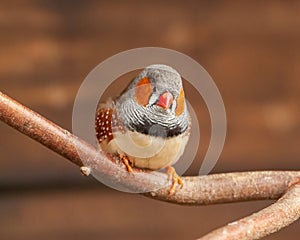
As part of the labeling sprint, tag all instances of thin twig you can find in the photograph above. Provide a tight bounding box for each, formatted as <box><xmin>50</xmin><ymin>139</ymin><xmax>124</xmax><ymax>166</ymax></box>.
<box><xmin>0</xmin><ymin>91</ymin><xmax>299</xmax><ymax>239</ymax></box>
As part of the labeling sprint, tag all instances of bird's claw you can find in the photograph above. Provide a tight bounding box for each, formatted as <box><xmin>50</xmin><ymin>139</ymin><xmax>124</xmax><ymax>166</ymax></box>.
<box><xmin>167</xmin><ymin>166</ymin><xmax>183</xmax><ymax>194</ymax></box>
<box><xmin>120</xmin><ymin>154</ymin><xmax>134</xmax><ymax>173</ymax></box>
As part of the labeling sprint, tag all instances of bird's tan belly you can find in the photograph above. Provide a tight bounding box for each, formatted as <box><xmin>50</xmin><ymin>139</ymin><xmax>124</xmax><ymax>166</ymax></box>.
<box><xmin>100</xmin><ymin>130</ymin><xmax>189</xmax><ymax>170</ymax></box>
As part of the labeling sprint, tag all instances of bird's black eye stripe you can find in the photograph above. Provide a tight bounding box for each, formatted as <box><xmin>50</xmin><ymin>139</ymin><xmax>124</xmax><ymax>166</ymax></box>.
<box><xmin>170</xmin><ymin>102</ymin><xmax>174</xmax><ymax>109</ymax></box>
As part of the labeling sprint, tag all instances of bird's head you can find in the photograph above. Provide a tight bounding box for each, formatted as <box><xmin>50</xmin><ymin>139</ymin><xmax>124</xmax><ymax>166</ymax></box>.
<box><xmin>116</xmin><ymin>64</ymin><xmax>190</xmax><ymax>137</ymax></box>
<box><xmin>126</xmin><ymin>64</ymin><xmax>185</xmax><ymax>115</ymax></box>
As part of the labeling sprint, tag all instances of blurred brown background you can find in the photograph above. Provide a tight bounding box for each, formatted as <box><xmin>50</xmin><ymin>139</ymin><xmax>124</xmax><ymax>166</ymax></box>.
<box><xmin>0</xmin><ymin>1</ymin><xmax>299</xmax><ymax>239</ymax></box>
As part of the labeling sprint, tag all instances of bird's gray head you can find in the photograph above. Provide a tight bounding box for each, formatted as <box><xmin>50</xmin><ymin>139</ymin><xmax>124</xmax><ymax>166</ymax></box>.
<box><xmin>116</xmin><ymin>64</ymin><xmax>190</xmax><ymax>137</ymax></box>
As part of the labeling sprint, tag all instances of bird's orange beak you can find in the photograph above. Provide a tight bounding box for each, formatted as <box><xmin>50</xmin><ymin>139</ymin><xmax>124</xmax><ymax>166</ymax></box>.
<box><xmin>156</xmin><ymin>92</ymin><xmax>174</xmax><ymax>110</ymax></box>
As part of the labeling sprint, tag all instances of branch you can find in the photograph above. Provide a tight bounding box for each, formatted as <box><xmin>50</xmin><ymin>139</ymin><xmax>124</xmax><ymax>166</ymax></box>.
<box><xmin>1</xmin><ymin>91</ymin><xmax>299</xmax><ymax>239</ymax></box>
<box><xmin>199</xmin><ymin>182</ymin><xmax>300</xmax><ymax>240</ymax></box>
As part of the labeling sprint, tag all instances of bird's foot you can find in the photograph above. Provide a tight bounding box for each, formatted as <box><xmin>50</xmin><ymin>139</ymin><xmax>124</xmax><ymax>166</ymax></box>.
<box><xmin>119</xmin><ymin>154</ymin><xmax>134</xmax><ymax>173</ymax></box>
<box><xmin>166</xmin><ymin>166</ymin><xmax>183</xmax><ymax>194</ymax></box>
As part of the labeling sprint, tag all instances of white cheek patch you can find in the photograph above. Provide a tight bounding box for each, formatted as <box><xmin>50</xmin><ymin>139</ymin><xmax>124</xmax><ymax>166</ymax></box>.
<box><xmin>147</xmin><ymin>93</ymin><xmax>159</xmax><ymax>106</ymax></box>
<box><xmin>171</xmin><ymin>99</ymin><xmax>177</xmax><ymax>113</ymax></box>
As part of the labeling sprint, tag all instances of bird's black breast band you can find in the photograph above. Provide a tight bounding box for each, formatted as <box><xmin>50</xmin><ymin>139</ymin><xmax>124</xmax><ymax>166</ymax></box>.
<box><xmin>127</xmin><ymin>121</ymin><xmax>188</xmax><ymax>138</ymax></box>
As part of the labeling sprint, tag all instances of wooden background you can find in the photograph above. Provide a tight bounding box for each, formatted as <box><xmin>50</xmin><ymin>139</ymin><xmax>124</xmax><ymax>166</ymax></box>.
<box><xmin>0</xmin><ymin>1</ymin><xmax>299</xmax><ymax>239</ymax></box>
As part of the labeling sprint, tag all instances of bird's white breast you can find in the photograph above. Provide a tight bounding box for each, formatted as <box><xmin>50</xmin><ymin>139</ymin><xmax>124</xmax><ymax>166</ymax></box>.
<box><xmin>100</xmin><ymin>130</ymin><xmax>189</xmax><ymax>170</ymax></box>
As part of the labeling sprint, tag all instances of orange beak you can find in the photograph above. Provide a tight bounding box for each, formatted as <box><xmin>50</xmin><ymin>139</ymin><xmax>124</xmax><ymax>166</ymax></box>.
<box><xmin>156</xmin><ymin>92</ymin><xmax>174</xmax><ymax>110</ymax></box>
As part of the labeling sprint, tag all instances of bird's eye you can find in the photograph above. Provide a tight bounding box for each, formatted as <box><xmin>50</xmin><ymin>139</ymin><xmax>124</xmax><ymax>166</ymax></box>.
<box><xmin>134</xmin><ymin>77</ymin><xmax>153</xmax><ymax>107</ymax></box>
<box><xmin>175</xmin><ymin>88</ymin><xmax>185</xmax><ymax>116</ymax></box>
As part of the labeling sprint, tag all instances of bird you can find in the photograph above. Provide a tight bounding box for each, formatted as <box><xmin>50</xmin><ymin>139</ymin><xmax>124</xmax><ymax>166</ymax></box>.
<box><xmin>95</xmin><ymin>64</ymin><xmax>191</xmax><ymax>194</ymax></box>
